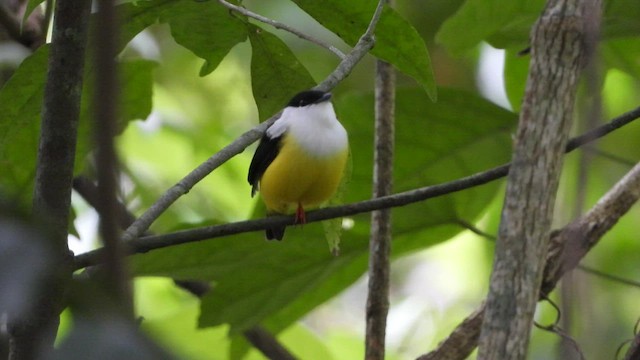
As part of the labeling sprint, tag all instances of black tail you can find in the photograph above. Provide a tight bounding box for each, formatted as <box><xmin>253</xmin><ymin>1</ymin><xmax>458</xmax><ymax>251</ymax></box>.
<box><xmin>266</xmin><ymin>226</ymin><xmax>285</xmax><ymax>241</ymax></box>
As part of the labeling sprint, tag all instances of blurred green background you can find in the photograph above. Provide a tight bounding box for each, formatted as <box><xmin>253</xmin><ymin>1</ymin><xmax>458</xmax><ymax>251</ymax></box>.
<box><xmin>1</xmin><ymin>0</ymin><xmax>640</xmax><ymax>358</ymax></box>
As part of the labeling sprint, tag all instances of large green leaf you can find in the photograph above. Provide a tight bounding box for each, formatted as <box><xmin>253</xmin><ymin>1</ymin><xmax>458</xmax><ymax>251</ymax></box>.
<box><xmin>291</xmin><ymin>0</ymin><xmax>436</xmax><ymax>100</ymax></box>
<box><xmin>436</xmin><ymin>0</ymin><xmax>544</xmax><ymax>55</ymax></box>
<box><xmin>118</xmin><ymin>0</ymin><xmax>247</xmax><ymax>76</ymax></box>
<box><xmin>503</xmin><ymin>49</ymin><xmax>530</xmax><ymax>111</ymax></box>
<box><xmin>438</xmin><ymin>0</ymin><xmax>640</xmax><ymax>55</ymax></box>
<box><xmin>248</xmin><ymin>24</ymin><xmax>316</xmax><ymax>121</ymax></box>
<box><xmin>131</xmin><ymin>87</ymin><xmax>516</xmax><ymax>334</ymax></box>
<box><xmin>0</xmin><ymin>46</ymin><xmax>48</xmax><ymax>201</ymax></box>
<box><xmin>0</xmin><ymin>45</ymin><xmax>155</xmax><ymax>201</ymax></box>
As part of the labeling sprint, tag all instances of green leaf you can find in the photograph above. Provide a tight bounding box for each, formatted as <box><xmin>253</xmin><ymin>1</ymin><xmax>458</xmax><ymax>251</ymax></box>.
<box><xmin>77</xmin><ymin>59</ymin><xmax>156</xmax><ymax>173</ymax></box>
<box><xmin>322</xmin><ymin>149</ymin><xmax>352</xmax><ymax>255</ymax></box>
<box><xmin>0</xmin><ymin>45</ymin><xmax>155</xmax><ymax>200</ymax></box>
<box><xmin>0</xmin><ymin>46</ymin><xmax>48</xmax><ymax>201</ymax></box>
<box><xmin>603</xmin><ymin>0</ymin><xmax>640</xmax><ymax>38</ymax></box>
<box><xmin>436</xmin><ymin>0</ymin><xmax>545</xmax><ymax>55</ymax></box>
<box><xmin>248</xmin><ymin>24</ymin><xmax>316</xmax><ymax>121</ymax></box>
<box><xmin>438</xmin><ymin>0</ymin><xmax>640</xmax><ymax>55</ymax></box>
<box><xmin>131</xmin><ymin>87</ymin><xmax>515</xmax><ymax>334</ymax></box>
<box><xmin>602</xmin><ymin>38</ymin><xmax>640</xmax><ymax>81</ymax></box>
<box><xmin>504</xmin><ymin>49</ymin><xmax>530</xmax><ymax>111</ymax></box>
<box><xmin>118</xmin><ymin>0</ymin><xmax>247</xmax><ymax>76</ymax></box>
<box><xmin>291</xmin><ymin>0</ymin><xmax>436</xmax><ymax>100</ymax></box>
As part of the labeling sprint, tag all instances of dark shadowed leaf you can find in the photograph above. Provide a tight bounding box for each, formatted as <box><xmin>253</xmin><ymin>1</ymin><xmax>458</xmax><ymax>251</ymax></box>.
<box><xmin>291</xmin><ymin>0</ymin><xmax>436</xmax><ymax>99</ymax></box>
<box><xmin>248</xmin><ymin>24</ymin><xmax>316</xmax><ymax>121</ymax></box>
<box><xmin>118</xmin><ymin>0</ymin><xmax>247</xmax><ymax>76</ymax></box>
<box><xmin>0</xmin><ymin>45</ymin><xmax>154</xmax><ymax>201</ymax></box>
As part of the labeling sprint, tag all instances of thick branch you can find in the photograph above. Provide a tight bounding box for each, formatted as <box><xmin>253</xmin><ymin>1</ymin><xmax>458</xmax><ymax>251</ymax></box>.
<box><xmin>73</xmin><ymin>107</ymin><xmax>640</xmax><ymax>270</ymax></box>
<box><xmin>217</xmin><ymin>0</ymin><xmax>345</xmax><ymax>59</ymax></box>
<box><xmin>12</xmin><ymin>0</ymin><xmax>91</xmax><ymax>358</ymax></box>
<box><xmin>365</xmin><ymin>58</ymin><xmax>396</xmax><ymax>359</ymax></box>
<box><xmin>117</xmin><ymin>0</ymin><xmax>383</xmax><ymax>245</ymax></box>
<box><xmin>418</xmin><ymin>161</ymin><xmax>640</xmax><ymax>360</ymax></box>
<box><xmin>478</xmin><ymin>1</ymin><xmax>601</xmax><ymax>358</ymax></box>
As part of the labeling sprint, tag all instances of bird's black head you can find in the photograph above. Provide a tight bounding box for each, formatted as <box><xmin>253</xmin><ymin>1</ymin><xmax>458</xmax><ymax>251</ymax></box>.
<box><xmin>286</xmin><ymin>90</ymin><xmax>332</xmax><ymax>108</ymax></box>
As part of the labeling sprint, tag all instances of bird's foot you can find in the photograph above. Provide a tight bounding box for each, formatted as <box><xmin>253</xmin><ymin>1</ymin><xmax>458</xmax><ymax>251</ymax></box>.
<box><xmin>295</xmin><ymin>203</ymin><xmax>306</xmax><ymax>224</ymax></box>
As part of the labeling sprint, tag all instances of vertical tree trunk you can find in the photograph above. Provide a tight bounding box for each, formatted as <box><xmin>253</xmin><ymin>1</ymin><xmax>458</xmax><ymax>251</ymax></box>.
<box><xmin>11</xmin><ymin>0</ymin><xmax>91</xmax><ymax>358</ymax></box>
<box><xmin>477</xmin><ymin>0</ymin><xmax>601</xmax><ymax>359</ymax></box>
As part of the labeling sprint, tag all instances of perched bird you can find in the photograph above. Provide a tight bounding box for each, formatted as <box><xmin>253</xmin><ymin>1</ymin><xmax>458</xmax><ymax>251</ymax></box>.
<box><xmin>248</xmin><ymin>90</ymin><xmax>349</xmax><ymax>240</ymax></box>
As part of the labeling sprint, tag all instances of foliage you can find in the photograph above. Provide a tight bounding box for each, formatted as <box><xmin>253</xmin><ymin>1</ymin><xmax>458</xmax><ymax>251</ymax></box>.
<box><xmin>1</xmin><ymin>0</ymin><xmax>640</xmax><ymax>358</ymax></box>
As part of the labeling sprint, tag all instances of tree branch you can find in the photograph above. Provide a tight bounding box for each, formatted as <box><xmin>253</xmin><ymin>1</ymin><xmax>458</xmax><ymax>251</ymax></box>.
<box><xmin>217</xmin><ymin>0</ymin><xmax>345</xmax><ymax>59</ymax></box>
<box><xmin>478</xmin><ymin>1</ymin><xmax>601</xmax><ymax>358</ymax></box>
<box><xmin>73</xmin><ymin>107</ymin><xmax>640</xmax><ymax>270</ymax></box>
<box><xmin>117</xmin><ymin>0</ymin><xmax>383</xmax><ymax>245</ymax></box>
<box><xmin>93</xmin><ymin>0</ymin><xmax>133</xmax><ymax>316</ymax></box>
<box><xmin>243</xmin><ymin>327</ymin><xmax>297</xmax><ymax>360</ymax></box>
<box><xmin>417</xmin><ymin>161</ymin><xmax>640</xmax><ymax>360</ymax></box>
<box><xmin>365</xmin><ymin>28</ymin><xmax>396</xmax><ymax>360</ymax></box>
<box><xmin>11</xmin><ymin>0</ymin><xmax>91</xmax><ymax>357</ymax></box>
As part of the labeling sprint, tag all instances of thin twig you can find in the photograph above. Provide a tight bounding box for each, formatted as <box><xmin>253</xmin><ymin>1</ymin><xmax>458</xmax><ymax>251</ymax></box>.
<box><xmin>73</xmin><ymin>108</ymin><xmax>640</xmax><ymax>270</ymax></box>
<box><xmin>243</xmin><ymin>327</ymin><xmax>298</xmax><ymax>360</ymax></box>
<box><xmin>584</xmin><ymin>146</ymin><xmax>637</xmax><ymax>167</ymax></box>
<box><xmin>365</xmin><ymin>19</ymin><xmax>396</xmax><ymax>359</ymax></box>
<box><xmin>577</xmin><ymin>265</ymin><xmax>640</xmax><ymax>289</ymax></box>
<box><xmin>217</xmin><ymin>0</ymin><xmax>345</xmax><ymax>59</ymax></box>
<box><xmin>118</xmin><ymin>0</ymin><xmax>384</xmax><ymax>245</ymax></box>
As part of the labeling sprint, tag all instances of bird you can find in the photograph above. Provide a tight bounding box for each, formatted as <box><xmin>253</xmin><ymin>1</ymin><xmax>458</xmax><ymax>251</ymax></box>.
<box><xmin>247</xmin><ymin>90</ymin><xmax>349</xmax><ymax>240</ymax></box>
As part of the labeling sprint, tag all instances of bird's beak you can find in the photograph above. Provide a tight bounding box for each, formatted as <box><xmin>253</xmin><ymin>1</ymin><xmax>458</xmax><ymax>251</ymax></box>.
<box><xmin>317</xmin><ymin>92</ymin><xmax>332</xmax><ymax>103</ymax></box>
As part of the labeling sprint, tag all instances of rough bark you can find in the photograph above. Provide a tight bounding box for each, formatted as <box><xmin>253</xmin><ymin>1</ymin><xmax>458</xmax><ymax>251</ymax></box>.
<box><xmin>478</xmin><ymin>0</ymin><xmax>602</xmax><ymax>359</ymax></box>
<box><xmin>11</xmin><ymin>0</ymin><xmax>91</xmax><ymax>358</ymax></box>
<box><xmin>365</xmin><ymin>58</ymin><xmax>396</xmax><ymax>360</ymax></box>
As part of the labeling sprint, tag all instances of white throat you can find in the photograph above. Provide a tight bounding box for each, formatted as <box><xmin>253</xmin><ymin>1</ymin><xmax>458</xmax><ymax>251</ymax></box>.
<box><xmin>267</xmin><ymin>102</ymin><xmax>348</xmax><ymax>157</ymax></box>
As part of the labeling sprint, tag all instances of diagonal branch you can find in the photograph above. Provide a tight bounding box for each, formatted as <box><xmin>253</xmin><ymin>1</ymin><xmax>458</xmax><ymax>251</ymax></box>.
<box><xmin>417</xmin><ymin>161</ymin><xmax>640</xmax><ymax>360</ymax></box>
<box><xmin>73</xmin><ymin>107</ymin><xmax>640</xmax><ymax>270</ymax></box>
<box><xmin>117</xmin><ymin>0</ymin><xmax>384</xmax><ymax>245</ymax></box>
<box><xmin>217</xmin><ymin>0</ymin><xmax>345</xmax><ymax>59</ymax></box>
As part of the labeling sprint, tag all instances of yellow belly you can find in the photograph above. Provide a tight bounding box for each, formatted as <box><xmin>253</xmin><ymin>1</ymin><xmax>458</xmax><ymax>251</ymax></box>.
<box><xmin>260</xmin><ymin>136</ymin><xmax>348</xmax><ymax>214</ymax></box>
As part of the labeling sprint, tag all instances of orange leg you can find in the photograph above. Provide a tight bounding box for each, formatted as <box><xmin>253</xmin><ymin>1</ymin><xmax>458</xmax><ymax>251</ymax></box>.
<box><xmin>295</xmin><ymin>203</ymin><xmax>306</xmax><ymax>224</ymax></box>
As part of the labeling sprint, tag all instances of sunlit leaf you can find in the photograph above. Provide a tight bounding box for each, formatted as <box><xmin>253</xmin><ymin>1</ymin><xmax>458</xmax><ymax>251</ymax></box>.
<box><xmin>504</xmin><ymin>49</ymin><xmax>530</xmax><ymax>111</ymax></box>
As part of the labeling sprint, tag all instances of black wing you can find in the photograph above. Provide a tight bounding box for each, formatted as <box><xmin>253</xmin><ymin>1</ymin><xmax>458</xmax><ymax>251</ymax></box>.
<box><xmin>247</xmin><ymin>133</ymin><xmax>282</xmax><ymax>197</ymax></box>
